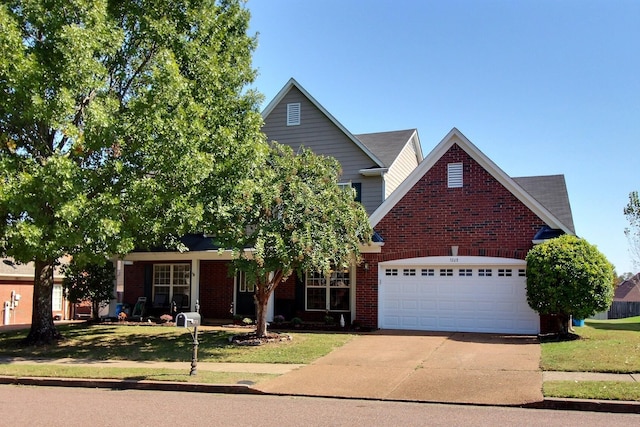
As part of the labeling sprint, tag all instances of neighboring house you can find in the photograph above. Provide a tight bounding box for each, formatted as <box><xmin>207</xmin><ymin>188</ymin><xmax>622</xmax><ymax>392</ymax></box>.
<box><xmin>1</xmin><ymin>257</ymin><xmax>70</xmax><ymax>325</ymax></box>
<box><xmin>608</xmin><ymin>273</ymin><xmax>640</xmax><ymax>319</ymax></box>
<box><xmin>120</xmin><ymin>81</ymin><xmax>575</xmax><ymax>335</ymax></box>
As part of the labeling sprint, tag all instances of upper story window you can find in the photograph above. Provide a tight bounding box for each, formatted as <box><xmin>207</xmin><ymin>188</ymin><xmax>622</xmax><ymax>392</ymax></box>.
<box><xmin>287</xmin><ymin>103</ymin><xmax>301</xmax><ymax>126</ymax></box>
<box><xmin>338</xmin><ymin>182</ymin><xmax>362</xmax><ymax>202</ymax></box>
<box><xmin>448</xmin><ymin>162</ymin><xmax>463</xmax><ymax>188</ymax></box>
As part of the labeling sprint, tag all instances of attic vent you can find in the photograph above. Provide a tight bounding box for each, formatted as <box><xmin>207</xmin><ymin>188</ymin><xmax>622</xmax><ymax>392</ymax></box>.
<box><xmin>287</xmin><ymin>103</ymin><xmax>300</xmax><ymax>126</ymax></box>
<box><xmin>448</xmin><ymin>162</ymin><xmax>463</xmax><ymax>188</ymax></box>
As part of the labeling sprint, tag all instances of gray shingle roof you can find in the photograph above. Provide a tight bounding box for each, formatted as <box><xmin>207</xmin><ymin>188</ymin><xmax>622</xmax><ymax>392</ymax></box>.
<box><xmin>355</xmin><ymin>129</ymin><xmax>418</xmax><ymax>168</ymax></box>
<box><xmin>513</xmin><ymin>175</ymin><xmax>575</xmax><ymax>234</ymax></box>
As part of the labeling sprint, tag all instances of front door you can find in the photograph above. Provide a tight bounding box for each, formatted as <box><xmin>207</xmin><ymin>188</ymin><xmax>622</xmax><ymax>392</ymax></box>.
<box><xmin>235</xmin><ymin>271</ymin><xmax>255</xmax><ymax>317</ymax></box>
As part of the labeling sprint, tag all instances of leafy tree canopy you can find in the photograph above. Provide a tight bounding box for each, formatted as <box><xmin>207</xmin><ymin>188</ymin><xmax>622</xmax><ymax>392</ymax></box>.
<box><xmin>526</xmin><ymin>234</ymin><xmax>615</xmax><ymax>333</ymax></box>
<box><xmin>62</xmin><ymin>260</ymin><xmax>115</xmax><ymax>321</ymax></box>
<box><xmin>0</xmin><ymin>0</ymin><xmax>264</xmax><ymax>344</ymax></box>
<box><xmin>220</xmin><ymin>143</ymin><xmax>373</xmax><ymax>337</ymax></box>
<box><xmin>624</xmin><ymin>190</ymin><xmax>640</xmax><ymax>269</ymax></box>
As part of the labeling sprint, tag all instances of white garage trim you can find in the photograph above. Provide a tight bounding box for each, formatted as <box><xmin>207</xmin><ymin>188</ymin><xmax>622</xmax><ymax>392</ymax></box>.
<box><xmin>378</xmin><ymin>257</ymin><xmax>539</xmax><ymax>335</ymax></box>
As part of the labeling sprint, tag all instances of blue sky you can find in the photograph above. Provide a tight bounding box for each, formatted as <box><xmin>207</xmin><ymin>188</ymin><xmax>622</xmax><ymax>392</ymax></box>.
<box><xmin>246</xmin><ymin>0</ymin><xmax>639</xmax><ymax>275</ymax></box>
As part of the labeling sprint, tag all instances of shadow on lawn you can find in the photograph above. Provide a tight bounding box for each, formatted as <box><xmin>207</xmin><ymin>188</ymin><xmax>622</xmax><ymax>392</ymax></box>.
<box><xmin>586</xmin><ymin>320</ymin><xmax>640</xmax><ymax>332</ymax></box>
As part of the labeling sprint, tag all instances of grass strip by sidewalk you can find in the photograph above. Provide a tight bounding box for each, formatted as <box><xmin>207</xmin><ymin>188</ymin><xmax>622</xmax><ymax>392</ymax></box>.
<box><xmin>0</xmin><ymin>364</ymin><xmax>276</xmax><ymax>384</ymax></box>
<box><xmin>544</xmin><ymin>381</ymin><xmax>640</xmax><ymax>402</ymax></box>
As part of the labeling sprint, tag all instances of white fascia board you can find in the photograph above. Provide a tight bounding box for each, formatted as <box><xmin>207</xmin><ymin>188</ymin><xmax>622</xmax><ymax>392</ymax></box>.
<box><xmin>379</xmin><ymin>256</ymin><xmax>526</xmax><ymax>266</ymax></box>
<box><xmin>359</xmin><ymin>242</ymin><xmax>383</xmax><ymax>253</ymax></box>
<box><xmin>359</xmin><ymin>167</ymin><xmax>388</xmax><ymax>176</ymax></box>
<box><xmin>262</xmin><ymin>78</ymin><xmax>386</xmax><ymax>168</ymax></box>
<box><xmin>121</xmin><ymin>249</ymin><xmax>252</xmax><ymax>262</ymax></box>
<box><xmin>370</xmin><ymin>127</ymin><xmax>573</xmax><ymax>234</ymax></box>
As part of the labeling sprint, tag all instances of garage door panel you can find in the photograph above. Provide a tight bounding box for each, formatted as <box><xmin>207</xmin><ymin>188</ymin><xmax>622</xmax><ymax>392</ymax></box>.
<box><xmin>379</xmin><ymin>262</ymin><xmax>540</xmax><ymax>334</ymax></box>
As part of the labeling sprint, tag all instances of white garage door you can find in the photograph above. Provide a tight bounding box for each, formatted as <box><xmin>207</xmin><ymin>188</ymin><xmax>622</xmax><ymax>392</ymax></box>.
<box><xmin>378</xmin><ymin>257</ymin><xmax>540</xmax><ymax>334</ymax></box>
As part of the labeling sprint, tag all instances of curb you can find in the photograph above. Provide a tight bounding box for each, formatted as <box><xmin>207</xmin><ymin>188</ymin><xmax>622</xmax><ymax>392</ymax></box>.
<box><xmin>0</xmin><ymin>376</ymin><xmax>264</xmax><ymax>395</ymax></box>
<box><xmin>2</xmin><ymin>376</ymin><xmax>640</xmax><ymax>413</ymax></box>
<box><xmin>523</xmin><ymin>397</ymin><xmax>640</xmax><ymax>414</ymax></box>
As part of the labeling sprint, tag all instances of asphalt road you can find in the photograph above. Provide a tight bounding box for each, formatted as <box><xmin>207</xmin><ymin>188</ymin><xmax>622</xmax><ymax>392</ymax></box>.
<box><xmin>2</xmin><ymin>385</ymin><xmax>640</xmax><ymax>427</ymax></box>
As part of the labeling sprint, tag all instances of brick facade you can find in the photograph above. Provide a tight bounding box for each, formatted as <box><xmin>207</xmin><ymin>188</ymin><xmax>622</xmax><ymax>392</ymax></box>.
<box><xmin>199</xmin><ymin>260</ymin><xmax>235</xmax><ymax>319</ymax></box>
<box><xmin>355</xmin><ymin>143</ymin><xmax>547</xmax><ymax>329</ymax></box>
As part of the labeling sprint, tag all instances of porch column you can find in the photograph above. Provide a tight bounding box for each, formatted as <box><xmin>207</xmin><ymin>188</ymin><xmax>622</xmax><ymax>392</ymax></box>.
<box><xmin>191</xmin><ymin>258</ymin><xmax>200</xmax><ymax>312</ymax></box>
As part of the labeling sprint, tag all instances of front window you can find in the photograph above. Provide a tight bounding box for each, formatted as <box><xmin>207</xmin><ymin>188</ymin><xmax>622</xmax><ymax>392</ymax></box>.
<box><xmin>52</xmin><ymin>284</ymin><xmax>63</xmax><ymax>311</ymax></box>
<box><xmin>305</xmin><ymin>266</ymin><xmax>351</xmax><ymax>312</ymax></box>
<box><xmin>153</xmin><ymin>264</ymin><xmax>190</xmax><ymax>309</ymax></box>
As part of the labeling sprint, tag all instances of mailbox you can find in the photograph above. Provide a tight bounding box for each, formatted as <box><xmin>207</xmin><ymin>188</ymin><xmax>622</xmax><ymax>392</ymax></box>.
<box><xmin>175</xmin><ymin>312</ymin><xmax>201</xmax><ymax>328</ymax></box>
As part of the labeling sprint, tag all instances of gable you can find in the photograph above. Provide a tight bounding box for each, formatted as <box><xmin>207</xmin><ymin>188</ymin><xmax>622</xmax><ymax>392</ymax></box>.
<box><xmin>373</xmin><ymin>142</ymin><xmax>549</xmax><ymax>260</ymax></box>
<box><xmin>370</xmin><ymin>128</ymin><xmax>574</xmax><ymax>236</ymax></box>
<box><xmin>615</xmin><ymin>274</ymin><xmax>640</xmax><ymax>301</ymax></box>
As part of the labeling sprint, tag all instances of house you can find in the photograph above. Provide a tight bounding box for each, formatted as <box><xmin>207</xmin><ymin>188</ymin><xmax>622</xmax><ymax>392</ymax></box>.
<box><xmin>607</xmin><ymin>273</ymin><xmax>640</xmax><ymax>319</ymax></box>
<box><xmin>120</xmin><ymin>80</ymin><xmax>575</xmax><ymax>335</ymax></box>
<box><xmin>1</xmin><ymin>257</ymin><xmax>70</xmax><ymax>325</ymax></box>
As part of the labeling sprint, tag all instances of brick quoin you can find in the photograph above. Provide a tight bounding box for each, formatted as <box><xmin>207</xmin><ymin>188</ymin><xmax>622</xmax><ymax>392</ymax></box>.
<box><xmin>357</xmin><ymin>143</ymin><xmax>548</xmax><ymax>329</ymax></box>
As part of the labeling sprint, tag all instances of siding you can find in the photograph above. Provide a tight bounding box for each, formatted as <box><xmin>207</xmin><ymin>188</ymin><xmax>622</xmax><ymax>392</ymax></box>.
<box><xmin>385</xmin><ymin>141</ymin><xmax>419</xmax><ymax>198</ymax></box>
<box><xmin>262</xmin><ymin>87</ymin><xmax>384</xmax><ymax>214</ymax></box>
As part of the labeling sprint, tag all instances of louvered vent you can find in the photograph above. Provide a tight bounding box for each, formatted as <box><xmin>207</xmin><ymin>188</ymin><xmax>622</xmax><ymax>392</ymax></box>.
<box><xmin>447</xmin><ymin>162</ymin><xmax>463</xmax><ymax>188</ymax></box>
<box><xmin>287</xmin><ymin>103</ymin><xmax>300</xmax><ymax>126</ymax></box>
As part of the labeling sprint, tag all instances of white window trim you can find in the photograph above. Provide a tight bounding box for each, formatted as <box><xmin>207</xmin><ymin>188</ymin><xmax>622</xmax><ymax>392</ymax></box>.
<box><xmin>305</xmin><ymin>266</ymin><xmax>352</xmax><ymax>312</ymax></box>
<box><xmin>52</xmin><ymin>284</ymin><xmax>63</xmax><ymax>311</ymax></box>
<box><xmin>152</xmin><ymin>264</ymin><xmax>191</xmax><ymax>308</ymax></box>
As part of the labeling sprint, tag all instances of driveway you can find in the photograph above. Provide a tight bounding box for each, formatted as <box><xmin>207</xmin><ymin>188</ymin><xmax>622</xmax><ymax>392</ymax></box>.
<box><xmin>256</xmin><ymin>330</ymin><xmax>543</xmax><ymax>405</ymax></box>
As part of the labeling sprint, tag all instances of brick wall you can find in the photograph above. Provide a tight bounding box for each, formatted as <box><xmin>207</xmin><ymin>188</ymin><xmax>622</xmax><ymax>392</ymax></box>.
<box><xmin>199</xmin><ymin>260</ymin><xmax>234</xmax><ymax>319</ymax></box>
<box><xmin>356</xmin><ymin>143</ymin><xmax>547</xmax><ymax>328</ymax></box>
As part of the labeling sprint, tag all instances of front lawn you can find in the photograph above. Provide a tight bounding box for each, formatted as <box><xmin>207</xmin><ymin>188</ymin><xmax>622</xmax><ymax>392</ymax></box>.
<box><xmin>541</xmin><ymin>316</ymin><xmax>640</xmax><ymax>373</ymax></box>
<box><xmin>0</xmin><ymin>323</ymin><xmax>353</xmax><ymax>364</ymax></box>
<box><xmin>542</xmin><ymin>316</ymin><xmax>640</xmax><ymax>401</ymax></box>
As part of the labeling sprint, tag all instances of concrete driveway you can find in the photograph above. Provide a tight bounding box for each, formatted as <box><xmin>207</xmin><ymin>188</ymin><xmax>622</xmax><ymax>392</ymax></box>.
<box><xmin>256</xmin><ymin>330</ymin><xmax>543</xmax><ymax>405</ymax></box>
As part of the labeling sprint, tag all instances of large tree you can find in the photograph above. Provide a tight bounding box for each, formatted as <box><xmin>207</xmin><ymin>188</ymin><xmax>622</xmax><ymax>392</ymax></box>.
<box><xmin>624</xmin><ymin>190</ymin><xmax>640</xmax><ymax>268</ymax></box>
<box><xmin>526</xmin><ymin>235</ymin><xmax>615</xmax><ymax>335</ymax></box>
<box><xmin>221</xmin><ymin>143</ymin><xmax>372</xmax><ymax>338</ymax></box>
<box><xmin>0</xmin><ymin>0</ymin><xmax>264</xmax><ymax>344</ymax></box>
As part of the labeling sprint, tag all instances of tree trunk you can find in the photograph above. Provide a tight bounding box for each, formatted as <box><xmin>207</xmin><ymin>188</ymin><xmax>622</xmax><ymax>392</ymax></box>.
<box><xmin>254</xmin><ymin>285</ymin><xmax>270</xmax><ymax>338</ymax></box>
<box><xmin>92</xmin><ymin>300</ymin><xmax>100</xmax><ymax>322</ymax></box>
<box><xmin>24</xmin><ymin>260</ymin><xmax>62</xmax><ymax>345</ymax></box>
<box><xmin>557</xmin><ymin>313</ymin><xmax>571</xmax><ymax>337</ymax></box>
<box><xmin>254</xmin><ymin>270</ymin><xmax>285</xmax><ymax>339</ymax></box>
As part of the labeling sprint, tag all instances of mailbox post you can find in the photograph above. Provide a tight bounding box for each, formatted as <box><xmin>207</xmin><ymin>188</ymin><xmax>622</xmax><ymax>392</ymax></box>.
<box><xmin>175</xmin><ymin>308</ymin><xmax>201</xmax><ymax>376</ymax></box>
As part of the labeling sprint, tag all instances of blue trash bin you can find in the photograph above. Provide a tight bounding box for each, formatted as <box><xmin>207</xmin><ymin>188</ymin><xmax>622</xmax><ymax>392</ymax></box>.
<box><xmin>572</xmin><ymin>318</ymin><xmax>584</xmax><ymax>327</ymax></box>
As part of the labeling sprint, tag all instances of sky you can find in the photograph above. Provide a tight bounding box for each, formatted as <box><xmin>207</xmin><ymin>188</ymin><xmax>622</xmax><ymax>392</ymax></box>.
<box><xmin>245</xmin><ymin>0</ymin><xmax>640</xmax><ymax>275</ymax></box>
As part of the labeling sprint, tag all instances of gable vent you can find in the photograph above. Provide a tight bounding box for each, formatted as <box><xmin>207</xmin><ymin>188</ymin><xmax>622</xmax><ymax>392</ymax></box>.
<box><xmin>448</xmin><ymin>162</ymin><xmax>463</xmax><ymax>188</ymax></box>
<box><xmin>287</xmin><ymin>103</ymin><xmax>301</xmax><ymax>126</ymax></box>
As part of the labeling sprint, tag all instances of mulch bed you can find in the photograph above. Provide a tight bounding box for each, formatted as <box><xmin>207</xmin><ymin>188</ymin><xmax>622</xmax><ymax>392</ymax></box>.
<box><xmin>230</xmin><ymin>332</ymin><xmax>293</xmax><ymax>346</ymax></box>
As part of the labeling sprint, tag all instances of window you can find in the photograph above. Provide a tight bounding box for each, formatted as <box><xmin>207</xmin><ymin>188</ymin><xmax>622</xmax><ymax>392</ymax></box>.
<box><xmin>478</xmin><ymin>268</ymin><xmax>492</xmax><ymax>277</ymax></box>
<box><xmin>421</xmin><ymin>268</ymin><xmax>434</xmax><ymax>276</ymax></box>
<box><xmin>518</xmin><ymin>269</ymin><xmax>526</xmax><ymax>277</ymax></box>
<box><xmin>403</xmin><ymin>268</ymin><xmax>416</xmax><ymax>276</ymax></box>
<box><xmin>385</xmin><ymin>268</ymin><xmax>398</xmax><ymax>276</ymax></box>
<box><xmin>237</xmin><ymin>271</ymin><xmax>255</xmax><ymax>293</ymax></box>
<box><xmin>498</xmin><ymin>269</ymin><xmax>513</xmax><ymax>277</ymax></box>
<box><xmin>459</xmin><ymin>269</ymin><xmax>472</xmax><ymax>277</ymax></box>
<box><xmin>338</xmin><ymin>182</ymin><xmax>362</xmax><ymax>203</ymax></box>
<box><xmin>448</xmin><ymin>162</ymin><xmax>463</xmax><ymax>188</ymax></box>
<box><xmin>153</xmin><ymin>264</ymin><xmax>190</xmax><ymax>308</ymax></box>
<box><xmin>439</xmin><ymin>268</ymin><xmax>453</xmax><ymax>276</ymax></box>
<box><xmin>305</xmin><ymin>267</ymin><xmax>351</xmax><ymax>311</ymax></box>
<box><xmin>52</xmin><ymin>284</ymin><xmax>63</xmax><ymax>311</ymax></box>
<box><xmin>287</xmin><ymin>103</ymin><xmax>300</xmax><ymax>126</ymax></box>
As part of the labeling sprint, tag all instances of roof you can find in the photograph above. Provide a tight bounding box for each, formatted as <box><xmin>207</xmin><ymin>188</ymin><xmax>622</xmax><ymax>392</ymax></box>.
<box><xmin>261</xmin><ymin>78</ymin><xmax>386</xmax><ymax>168</ymax></box>
<box><xmin>614</xmin><ymin>273</ymin><xmax>640</xmax><ymax>302</ymax></box>
<box><xmin>513</xmin><ymin>175</ymin><xmax>575</xmax><ymax>234</ymax></box>
<box><xmin>355</xmin><ymin>129</ymin><xmax>423</xmax><ymax>168</ymax></box>
<box><xmin>1</xmin><ymin>257</ymin><xmax>67</xmax><ymax>280</ymax></box>
<box><xmin>369</xmin><ymin>127</ymin><xmax>576</xmax><ymax>236</ymax></box>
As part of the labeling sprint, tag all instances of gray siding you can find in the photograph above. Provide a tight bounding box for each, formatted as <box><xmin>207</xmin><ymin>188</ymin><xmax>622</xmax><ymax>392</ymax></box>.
<box><xmin>262</xmin><ymin>87</ymin><xmax>384</xmax><ymax>214</ymax></box>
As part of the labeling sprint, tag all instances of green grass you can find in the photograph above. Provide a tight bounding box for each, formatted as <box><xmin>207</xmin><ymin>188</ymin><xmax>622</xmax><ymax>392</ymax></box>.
<box><xmin>541</xmin><ymin>316</ymin><xmax>640</xmax><ymax>373</ymax></box>
<box><xmin>0</xmin><ymin>364</ymin><xmax>276</xmax><ymax>384</ymax></box>
<box><xmin>541</xmin><ymin>316</ymin><xmax>640</xmax><ymax>401</ymax></box>
<box><xmin>0</xmin><ymin>324</ymin><xmax>353</xmax><ymax>364</ymax></box>
<box><xmin>544</xmin><ymin>381</ymin><xmax>640</xmax><ymax>401</ymax></box>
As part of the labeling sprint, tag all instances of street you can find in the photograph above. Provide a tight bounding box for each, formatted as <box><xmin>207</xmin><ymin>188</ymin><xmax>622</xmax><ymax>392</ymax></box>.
<box><xmin>1</xmin><ymin>385</ymin><xmax>639</xmax><ymax>426</ymax></box>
